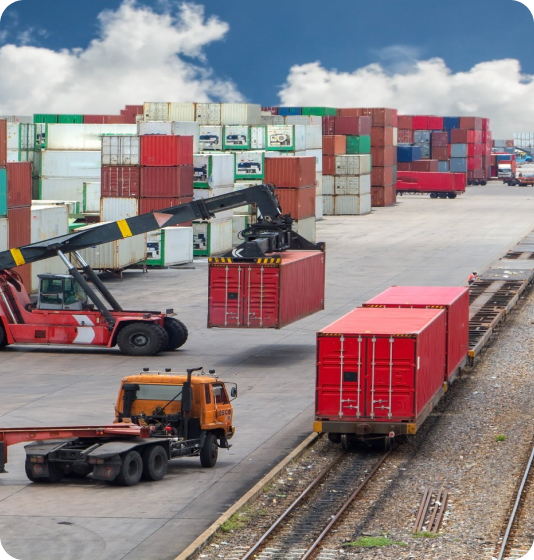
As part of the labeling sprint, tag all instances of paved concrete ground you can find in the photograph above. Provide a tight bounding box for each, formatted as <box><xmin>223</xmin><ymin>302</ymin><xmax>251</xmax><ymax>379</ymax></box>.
<box><xmin>1</xmin><ymin>184</ymin><xmax>534</xmax><ymax>560</ymax></box>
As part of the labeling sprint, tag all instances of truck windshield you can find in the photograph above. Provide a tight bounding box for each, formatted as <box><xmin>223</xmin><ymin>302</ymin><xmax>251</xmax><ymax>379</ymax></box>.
<box><xmin>135</xmin><ymin>384</ymin><xmax>183</xmax><ymax>401</ymax></box>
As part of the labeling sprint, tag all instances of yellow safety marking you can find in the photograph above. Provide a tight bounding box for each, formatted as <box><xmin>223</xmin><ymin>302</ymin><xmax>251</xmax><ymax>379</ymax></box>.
<box><xmin>443</xmin><ymin>382</ymin><xmax>449</xmax><ymax>393</ymax></box>
<box><xmin>407</xmin><ymin>423</ymin><xmax>417</xmax><ymax>435</ymax></box>
<box><xmin>10</xmin><ymin>248</ymin><xmax>25</xmax><ymax>266</ymax></box>
<box><xmin>117</xmin><ymin>219</ymin><xmax>133</xmax><ymax>238</ymax></box>
<box><xmin>468</xmin><ymin>349</ymin><xmax>475</xmax><ymax>358</ymax></box>
<box><xmin>313</xmin><ymin>421</ymin><xmax>323</xmax><ymax>433</ymax></box>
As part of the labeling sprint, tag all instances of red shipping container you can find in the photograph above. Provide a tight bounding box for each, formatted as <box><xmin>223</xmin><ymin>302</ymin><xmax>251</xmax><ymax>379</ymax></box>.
<box><xmin>397</xmin><ymin>129</ymin><xmax>414</xmax><ymax>143</ymax></box>
<box><xmin>322</xmin><ymin>135</ymin><xmax>346</xmax><ymax>155</ymax></box>
<box><xmin>482</xmin><ymin>118</ymin><xmax>489</xmax><ymax>130</ymax></box>
<box><xmin>467</xmin><ymin>169</ymin><xmax>484</xmax><ymax>180</ymax></box>
<box><xmin>138</xmin><ymin>196</ymin><xmax>192</xmax><ymax>215</ymax></box>
<box><xmin>8</xmin><ymin>205</ymin><xmax>32</xmax><ymax>286</ymax></box>
<box><xmin>7</xmin><ymin>163</ymin><xmax>32</xmax><ymax>208</ymax></box>
<box><xmin>371</xmin><ymin>166</ymin><xmax>394</xmax><ymax>187</ymax></box>
<box><xmin>468</xmin><ymin>156</ymin><xmax>482</xmax><ymax>170</ymax></box>
<box><xmin>262</xmin><ymin>107</ymin><xmax>279</xmax><ymax>115</ymax></box>
<box><xmin>371</xmin><ymin>146</ymin><xmax>396</xmax><ymax>167</ymax></box>
<box><xmin>140</xmin><ymin>166</ymin><xmax>193</xmax><ymax>198</ymax></box>
<box><xmin>322</xmin><ymin>156</ymin><xmax>335</xmax><ymax>175</ymax></box>
<box><xmin>431</xmin><ymin>132</ymin><xmax>448</xmax><ymax>146</ymax></box>
<box><xmin>451</xmin><ymin>129</ymin><xmax>476</xmax><ymax>144</ymax></box>
<box><xmin>264</xmin><ymin>157</ymin><xmax>316</xmax><ymax>188</ymax></box>
<box><xmin>140</xmin><ymin>135</ymin><xmax>193</xmax><ymax>166</ymax></box>
<box><xmin>322</xmin><ymin>116</ymin><xmax>336</xmax><ymax>136</ymax></box>
<box><xmin>397</xmin><ymin>116</ymin><xmax>413</xmax><ymax>129</ymax></box>
<box><xmin>101</xmin><ymin>166</ymin><xmax>141</xmax><ymax>198</ymax></box>
<box><xmin>409</xmin><ymin>160</ymin><xmax>439</xmax><ymax>172</ymax></box>
<box><xmin>360</xmin><ymin>108</ymin><xmax>396</xmax><ymax>127</ymax></box>
<box><xmin>84</xmin><ymin>115</ymin><xmax>128</xmax><ymax>124</ymax></box>
<box><xmin>274</xmin><ymin>185</ymin><xmax>315</xmax><ymax>219</ymax></box>
<box><xmin>427</xmin><ymin>116</ymin><xmax>444</xmax><ymax>130</ymax></box>
<box><xmin>363</xmin><ymin>287</ymin><xmax>468</xmax><ymax>382</ymax></box>
<box><xmin>490</xmin><ymin>165</ymin><xmax>498</xmax><ymax>178</ymax></box>
<box><xmin>467</xmin><ymin>143</ymin><xmax>483</xmax><ymax>157</ymax></box>
<box><xmin>334</xmin><ymin>116</ymin><xmax>371</xmax><ymax>136</ymax></box>
<box><xmin>412</xmin><ymin>116</ymin><xmax>429</xmax><ymax>130</ymax></box>
<box><xmin>431</xmin><ymin>146</ymin><xmax>449</xmax><ymax>161</ymax></box>
<box><xmin>336</xmin><ymin>108</ymin><xmax>363</xmax><ymax>117</ymax></box>
<box><xmin>396</xmin><ymin>162</ymin><xmax>412</xmax><ymax>171</ymax></box>
<box><xmin>396</xmin><ymin>171</ymin><xmax>466</xmax><ymax>194</ymax></box>
<box><xmin>315</xmin><ymin>308</ymin><xmax>446</xmax><ymax>429</ymax></box>
<box><xmin>208</xmin><ymin>250</ymin><xmax>325</xmax><ymax>329</ymax></box>
<box><xmin>459</xmin><ymin>117</ymin><xmax>482</xmax><ymax>130</ymax></box>
<box><xmin>0</xmin><ymin>119</ymin><xmax>6</xmax><ymax>167</ymax></box>
<box><xmin>370</xmin><ymin>126</ymin><xmax>394</xmax><ymax>147</ymax></box>
<box><xmin>371</xmin><ymin>185</ymin><xmax>396</xmax><ymax>207</ymax></box>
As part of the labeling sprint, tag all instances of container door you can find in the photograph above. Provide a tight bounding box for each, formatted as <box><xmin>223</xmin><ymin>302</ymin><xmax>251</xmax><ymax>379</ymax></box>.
<box><xmin>242</xmin><ymin>265</ymin><xmax>280</xmax><ymax>327</ymax></box>
<box><xmin>362</xmin><ymin>337</ymin><xmax>416</xmax><ymax>419</ymax></box>
<box><xmin>316</xmin><ymin>335</ymin><xmax>365</xmax><ymax>419</ymax></box>
<box><xmin>208</xmin><ymin>265</ymin><xmax>244</xmax><ymax>327</ymax></box>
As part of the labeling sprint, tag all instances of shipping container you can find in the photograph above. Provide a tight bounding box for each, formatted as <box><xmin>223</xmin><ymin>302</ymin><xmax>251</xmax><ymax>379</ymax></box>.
<box><xmin>450</xmin><ymin>158</ymin><xmax>468</xmax><ymax>172</ymax></box>
<box><xmin>168</xmin><ymin>103</ymin><xmax>196</xmax><ymax>122</ymax></box>
<box><xmin>371</xmin><ymin>126</ymin><xmax>394</xmax><ymax>147</ymax></box>
<box><xmin>322</xmin><ymin>156</ymin><xmax>335</xmax><ymax>176</ymax></box>
<box><xmin>336</xmin><ymin>108</ymin><xmax>362</xmax><ymax>117</ymax></box>
<box><xmin>334</xmin><ymin>155</ymin><xmax>372</xmax><ymax>176</ymax></box>
<box><xmin>194</xmin><ymin>153</ymin><xmax>235</xmax><ymax>188</ymax></box>
<box><xmin>451</xmin><ymin>129</ymin><xmax>481</xmax><ymax>144</ymax></box>
<box><xmin>140</xmin><ymin>135</ymin><xmax>193</xmax><ymax>166</ymax></box>
<box><xmin>232</xmin><ymin>214</ymin><xmax>249</xmax><ymax>246</ymax></box>
<box><xmin>438</xmin><ymin>161</ymin><xmax>450</xmax><ymax>172</ymax></box>
<box><xmin>0</xmin><ymin>168</ymin><xmax>6</xmax><ymax>216</ymax></box>
<box><xmin>199</xmin><ymin>126</ymin><xmax>223</xmax><ymax>151</ymax></box>
<box><xmin>397</xmin><ymin>145</ymin><xmax>422</xmax><ymax>163</ymax></box>
<box><xmin>41</xmin><ymin>150</ymin><xmax>101</xmax><ymax>179</ymax></box>
<box><xmin>138</xmin><ymin>121</ymin><xmax>172</xmax><ymax>136</ymax></box>
<box><xmin>46</xmin><ymin>124</ymin><xmax>137</xmax><ymax>150</ymax></box>
<box><xmin>264</xmin><ymin>157</ymin><xmax>316</xmax><ymax>188</ymax></box>
<box><xmin>409</xmin><ymin>160</ymin><xmax>439</xmax><ymax>172</ymax></box>
<box><xmin>323</xmin><ymin>135</ymin><xmax>346</xmax><ymax>156</ymax></box>
<box><xmin>371</xmin><ymin>146</ymin><xmax>396</xmax><ymax>167</ymax></box>
<box><xmin>7</xmin><ymin>162</ymin><xmax>32</xmax><ymax>208</ymax></box>
<box><xmin>327</xmin><ymin>174</ymin><xmax>371</xmax><ymax>196</ymax></box>
<box><xmin>143</xmin><ymin>102</ymin><xmax>169</xmax><ymax>122</ymax></box>
<box><xmin>315</xmin><ymin>307</ymin><xmax>446</xmax><ymax>432</ymax></box>
<box><xmin>397</xmin><ymin>129</ymin><xmax>414</xmax><ymax>143</ymax></box>
<box><xmin>261</xmin><ymin>115</ymin><xmax>285</xmax><ymax>126</ymax></box>
<box><xmin>335</xmin><ymin>116</ymin><xmax>372</xmax><ymax>136</ymax></box>
<box><xmin>431</xmin><ymin>146</ymin><xmax>449</xmax><ymax>161</ymax></box>
<box><xmin>427</xmin><ymin>116</ymin><xmax>444</xmax><ymax>130</ymax></box>
<box><xmin>221</xmin><ymin>103</ymin><xmax>261</xmax><ymax>126</ymax></box>
<box><xmin>0</xmin><ymin>120</ymin><xmax>6</xmax><ymax>166</ymax></box>
<box><xmin>33</xmin><ymin>114</ymin><xmax>58</xmax><ymax>124</ymax></box>
<box><xmin>413</xmin><ymin>130</ymin><xmax>431</xmax><ymax>143</ymax></box>
<box><xmin>101</xmin><ymin>136</ymin><xmax>140</xmax><ymax>166</ymax></box>
<box><xmin>369</xmin><ymin>108</ymin><xmax>397</xmax><ymax>127</ymax></box>
<box><xmin>208</xmin><ymin>250</ymin><xmax>325</xmax><ymax>328</ymax></box>
<box><xmin>234</xmin><ymin>151</ymin><xmax>265</xmax><ymax>180</ymax></box>
<box><xmin>284</xmin><ymin>116</ymin><xmax>322</xmax><ymax>126</ymax></box>
<box><xmin>223</xmin><ymin>126</ymin><xmax>250</xmax><ymax>150</ymax></box>
<box><xmin>371</xmin><ymin>185</ymin><xmax>396</xmax><ymax>207</ymax></box>
<box><xmin>443</xmin><ymin>117</ymin><xmax>460</xmax><ymax>130</ymax></box>
<box><xmin>315</xmin><ymin>173</ymin><xmax>323</xmax><ymax>196</ymax></box>
<box><xmin>100</xmin><ymin>197</ymin><xmax>139</xmax><ymax>221</ymax></box>
<box><xmin>81</xmin><ymin>182</ymin><xmax>101</xmax><ymax>213</ymax></box>
<box><xmin>431</xmin><ymin>132</ymin><xmax>448</xmax><ymax>146</ymax></box>
<box><xmin>397</xmin><ymin>115</ymin><xmax>413</xmax><ymax>129</ymax></box>
<box><xmin>371</xmin><ymin>166</ymin><xmax>394</xmax><ymax>187</ymax></box>
<box><xmin>193</xmin><ymin>218</ymin><xmax>233</xmax><ymax>256</ymax></box>
<box><xmin>250</xmin><ymin>126</ymin><xmax>266</xmax><ymax>150</ymax></box>
<box><xmin>196</xmin><ymin>103</ymin><xmax>221</xmax><ymax>125</ymax></box>
<box><xmin>101</xmin><ymin>165</ymin><xmax>140</xmax><ymax>198</ymax></box>
<box><xmin>0</xmin><ymin>217</ymin><xmax>7</xmax><ymax>251</ymax></box>
<box><xmin>305</xmin><ymin>126</ymin><xmax>322</xmax><ymax>150</ymax></box>
<box><xmin>138</xmin><ymin>196</ymin><xmax>190</xmax><ymax>215</ymax></box>
<box><xmin>304</xmin><ymin>149</ymin><xmax>322</xmax><ymax>173</ymax></box>
<box><xmin>363</xmin><ymin>286</ymin><xmax>468</xmax><ymax>382</ymax></box>
<box><xmin>322</xmin><ymin>116</ymin><xmax>335</xmax><ymax>136</ymax></box>
<box><xmin>140</xmin><ymin>166</ymin><xmax>193</xmax><ymax>198</ymax></box>
<box><xmin>467</xmin><ymin>156</ymin><xmax>482</xmax><ymax>171</ymax></box>
<box><xmin>274</xmin><ymin>185</ymin><xmax>315</xmax><ymax>219</ymax></box>
<box><xmin>346</xmin><ymin>135</ymin><xmax>371</xmax><ymax>155</ymax></box>
<box><xmin>315</xmin><ymin>195</ymin><xmax>323</xmax><ymax>220</ymax></box>
<box><xmin>265</xmin><ymin>125</ymin><xmax>306</xmax><ymax>151</ymax></box>
<box><xmin>412</xmin><ymin>116</ymin><xmax>429</xmax><ymax>129</ymax></box>
<box><xmin>171</xmin><ymin>121</ymin><xmax>200</xmax><ymax>153</ymax></box>
<box><xmin>459</xmin><ymin>117</ymin><xmax>482</xmax><ymax>130</ymax></box>
<box><xmin>193</xmin><ymin>186</ymin><xmax>233</xmax><ymax>221</ymax></box>
<box><xmin>396</xmin><ymin>171</ymin><xmax>466</xmax><ymax>194</ymax></box>
<box><xmin>83</xmin><ymin>115</ymin><xmax>128</xmax><ymax>124</ymax></box>
<box><xmin>323</xmin><ymin>193</ymin><xmax>371</xmax><ymax>216</ymax></box>
<box><xmin>277</xmin><ymin>107</ymin><xmax>302</xmax><ymax>116</ymax></box>
<box><xmin>467</xmin><ymin>143</ymin><xmax>484</xmax><ymax>157</ymax></box>
<box><xmin>8</xmin><ymin>205</ymin><xmax>31</xmax><ymax>246</ymax></box>
<box><xmin>146</xmin><ymin>227</ymin><xmax>193</xmax><ymax>266</ymax></box>
<box><xmin>301</xmin><ymin>107</ymin><xmax>336</xmax><ymax>117</ymax></box>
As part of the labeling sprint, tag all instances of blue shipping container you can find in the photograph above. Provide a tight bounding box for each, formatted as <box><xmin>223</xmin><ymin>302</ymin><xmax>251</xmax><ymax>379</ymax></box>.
<box><xmin>497</xmin><ymin>154</ymin><xmax>512</xmax><ymax>162</ymax></box>
<box><xmin>414</xmin><ymin>130</ymin><xmax>431</xmax><ymax>143</ymax></box>
<box><xmin>278</xmin><ymin>107</ymin><xmax>302</xmax><ymax>116</ymax></box>
<box><xmin>443</xmin><ymin>117</ymin><xmax>460</xmax><ymax>130</ymax></box>
<box><xmin>450</xmin><ymin>158</ymin><xmax>467</xmax><ymax>172</ymax></box>
<box><xmin>451</xmin><ymin>144</ymin><xmax>468</xmax><ymax>157</ymax></box>
<box><xmin>397</xmin><ymin>145</ymin><xmax>422</xmax><ymax>162</ymax></box>
<box><xmin>0</xmin><ymin>168</ymin><xmax>6</xmax><ymax>217</ymax></box>
<box><xmin>438</xmin><ymin>161</ymin><xmax>450</xmax><ymax>172</ymax></box>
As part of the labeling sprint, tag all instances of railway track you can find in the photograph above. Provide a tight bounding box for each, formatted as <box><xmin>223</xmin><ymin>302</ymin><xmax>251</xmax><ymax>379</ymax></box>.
<box><xmin>228</xmin><ymin>449</ymin><xmax>389</xmax><ymax>560</ymax></box>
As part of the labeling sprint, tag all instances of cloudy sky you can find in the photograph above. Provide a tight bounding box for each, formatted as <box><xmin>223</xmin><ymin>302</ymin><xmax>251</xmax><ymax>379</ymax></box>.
<box><xmin>0</xmin><ymin>0</ymin><xmax>533</xmax><ymax>136</ymax></box>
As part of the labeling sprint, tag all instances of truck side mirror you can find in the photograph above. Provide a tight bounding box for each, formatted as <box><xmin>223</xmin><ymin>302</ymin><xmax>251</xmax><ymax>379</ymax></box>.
<box><xmin>230</xmin><ymin>387</ymin><xmax>237</xmax><ymax>399</ymax></box>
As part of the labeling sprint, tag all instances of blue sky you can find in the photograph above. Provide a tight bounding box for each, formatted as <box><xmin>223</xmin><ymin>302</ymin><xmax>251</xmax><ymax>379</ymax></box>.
<box><xmin>0</xmin><ymin>0</ymin><xmax>533</xmax><ymax>135</ymax></box>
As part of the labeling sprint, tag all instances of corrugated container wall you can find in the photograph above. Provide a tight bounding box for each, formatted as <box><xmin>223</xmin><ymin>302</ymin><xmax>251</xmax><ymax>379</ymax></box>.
<box><xmin>264</xmin><ymin>157</ymin><xmax>316</xmax><ymax>188</ymax></box>
<box><xmin>140</xmin><ymin>135</ymin><xmax>193</xmax><ymax>166</ymax></box>
<box><xmin>7</xmin><ymin>162</ymin><xmax>32</xmax><ymax>208</ymax></box>
<box><xmin>100</xmin><ymin>197</ymin><xmax>139</xmax><ymax>222</ymax></box>
<box><xmin>101</xmin><ymin>166</ymin><xmax>140</xmax><ymax>198</ymax></box>
<box><xmin>140</xmin><ymin>166</ymin><xmax>193</xmax><ymax>198</ymax></box>
<box><xmin>102</xmin><ymin>136</ymin><xmax>140</xmax><ymax>166</ymax></box>
<box><xmin>46</xmin><ymin>124</ymin><xmax>137</xmax><ymax>150</ymax></box>
<box><xmin>0</xmin><ymin>119</ymin><xmax>7</xmax><ymax>166</ymax></box>
<box><xmin>221</xmin><ymin>104</ymin><xmax>261</xmax><ymax>126</ymax></box>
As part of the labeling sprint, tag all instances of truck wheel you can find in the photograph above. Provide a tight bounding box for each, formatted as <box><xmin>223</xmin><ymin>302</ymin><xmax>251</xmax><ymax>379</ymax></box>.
<box><xmin>447</xmin><ymin>193</ymin><xmax>457</xmax><ymax>199</ymax></box>
<box><xmin>481</xmin><ymin>181</ymin><xmax>487</xmax><ymax>186</ymax></box>
<box><xmin>429</xmin><ymin>192</ymin><xmax>437</xmax><ymax>199</ymax></box>
<box><xmin>25</xmin><ymin>459</ymin><xmax>63</xmax><ymax>483</ymax></box>
<box><xmin>142</xmin><ymin>445</ymin><xmax>168</xmax><ymax>481</ymax></box>
<box><xmin>117</xmin><ymin>323</ymin><xmax>168</xmax><ymax>356</ymax></box>
<box><xmin>200</xmin><ymin>433</ymin><xmax>218</xmax><ymax>468</ymax></box>
<box><xmin>115</xmin><ymin>450</ymin><xmax>143</xmax><ymax>486</ymax></box>
<box><xmin>163</xmin><ymin>317</ymin><xmax>188</xmax><ymax>351</ymax></box>
<box><xmin>0</xmin><ymin>326</ymin><xmax>7</xmax><ymax>349</ymax></box>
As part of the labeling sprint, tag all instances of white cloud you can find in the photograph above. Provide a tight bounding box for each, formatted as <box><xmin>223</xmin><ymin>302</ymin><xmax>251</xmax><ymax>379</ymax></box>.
<box><xmin>279</xmin><ymin>58</ymin><xmax>534</xmax><ymax>138</ymax></box>
<box><xmin>514</xmin><ymin>0</ymin><xmax>534</xmax><ymax>20</ymax></box>
<box><xmin>0</xmin><ymin>1</ymin><xmax>242</xmax><ymax>115</ymax></box>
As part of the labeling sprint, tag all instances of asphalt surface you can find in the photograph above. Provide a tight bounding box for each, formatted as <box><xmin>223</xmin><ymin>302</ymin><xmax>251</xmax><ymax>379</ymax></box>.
<box><xmin>1</xmin><ymin>184</ymin><xmax>534</xmax><ymax>560</ymax></box>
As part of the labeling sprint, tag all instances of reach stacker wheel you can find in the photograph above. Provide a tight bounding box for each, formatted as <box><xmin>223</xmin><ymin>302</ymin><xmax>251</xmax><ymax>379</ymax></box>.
<box><xmin>200</xmin><ymin>433</ymin><xmax>218</xmax><ymax>468</ymax></box>
<box><xmin>163</xmin><ymin>317</ymin><xmax>188</xmax><ymax>351</ymax></box>
<box><xmin>117</xmin><ymin>322</ymin><xmax>169</xmax><ymax>356</ymax></box>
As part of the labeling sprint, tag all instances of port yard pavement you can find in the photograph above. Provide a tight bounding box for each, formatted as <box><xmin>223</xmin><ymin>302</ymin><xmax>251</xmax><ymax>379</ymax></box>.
<box><xmin>0</xmin><ymin>184</ymin><xmax>533</xmax><ymax>560</ymax></box>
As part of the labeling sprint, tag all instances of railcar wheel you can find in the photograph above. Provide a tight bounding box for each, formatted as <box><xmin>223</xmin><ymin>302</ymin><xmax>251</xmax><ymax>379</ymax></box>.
<box><xmin>340</xmin><ymin>434</ymin><xmax>351</xmax><ymax>451</ymax></box>
<box><xmin>115</xmin><ymin>451</ymin><xmax>143</xmax><ymax>486</ymax></box>
<box><xmin>200</xmin><ymin>433</ymin><xmax>218</xmax><ymax>468</ymax></box>
<box><xmin>163</xmin><ymin>317</ymin><xmax>188</xmax><ymax>350</ymax></box>
<box><xmin>117</xmin><ymin>323</ymin><xmax>168</xmax><ymax>356</ymax></box>
<box><xmin>142</xmin><ymin>446</ymin><xmax>168</xmax><ymax>481</ymax></box>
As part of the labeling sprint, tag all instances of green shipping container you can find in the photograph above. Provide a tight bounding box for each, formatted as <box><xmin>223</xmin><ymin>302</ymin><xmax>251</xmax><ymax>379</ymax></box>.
<box><xmin>0</xmin><ymin>168</ymin><xmax>7</xmax><ymax>217</ymax></box>
<box><xmin>346</xmin><ymin>135</ymin><xmax>371</xmax><ymax>154</ymax></box>
<box><xmin>33</xmin><ymin>114</ymin><xmax>58</xmax><ymax>124</ymax></box>
<box><xmin>301</xmin><ymin>107</ymin><xmax>337</xmax><ymax>117</ymax></box>
<box><xmin>58</xmin><ymin>115</ymin><xmax>84</xmax><ymax>124</ymax></box>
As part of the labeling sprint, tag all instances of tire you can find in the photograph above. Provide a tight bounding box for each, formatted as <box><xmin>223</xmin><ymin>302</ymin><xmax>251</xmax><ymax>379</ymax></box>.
<box><xmin>340</xmin><ymin>434</ymin><xmax>351</xmax><ymax>451</ymax></box>
<box><xmin>438</xmin><ymin>193</ymin><xmax>447</xmax><ymax>199</ymax></box>
<box><xmin>163</xmin><ymin>317</ymin><xmax>188</xmax><ymax>351</ymax></box>
<box><xmin>0</xmin><ymin>326</ymin><xmax>7</xmax><ymax>349</ymax></box>
<box><xmin>327</xmin><ymin>433</ymin><xmax>341</xmax><ymax>444</ymax></box>
<box><xmin>25</xmin><ymin>459</ymin><xmax>63</xmax><ymax>483</ymax></box>
<box><xmin>481</xmin><ymin>181</ymin><xmax>487</xmax><ymax>186</ymax></box>
<box><xmin>447</xmin><ymin>192</ymin><xmax>457</xmax><ymax>199</ymax></box>
<box><xmin>117</xmin><ymin>322</ymin><xmax>168</xmax><ymax>356</ymax></box>
<box><xmin>429</xmin><ymin>192</ymin><xmax>437</xmax><ymax>199</ymax></box>
<box><xmin>142</xmin><ymin>446</ymin><xmax>168</xmax><ymax>481</ymax></box>
<box><xmin>200</xmin><ymin>433</ymin><xmax>218</xmax><ymax>468</ymax></box>
<box><xmin>115</xmin><ymin>450</ymin><xmax>143</xmax><ymax>486</ymax></box>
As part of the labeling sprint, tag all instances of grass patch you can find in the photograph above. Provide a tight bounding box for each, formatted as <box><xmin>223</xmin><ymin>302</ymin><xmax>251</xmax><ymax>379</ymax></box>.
<box><xmin>495</xmin><ymin>434</ymin><xmax>507</xmax><ymax>442</ymax></box>
<box><xmin>414</xmin><ymin>531</ymin><xmax>439</xmax><ymax>538</ymax></box>
<box><xmin>220</xmin><ymin>508</ymin><xmax>250</xmax><ymax>533</ymax></box>
<box><xmin>342</xmin><ymin>536</ymin><xmax>407</xmax><ymax>548</ymax></box>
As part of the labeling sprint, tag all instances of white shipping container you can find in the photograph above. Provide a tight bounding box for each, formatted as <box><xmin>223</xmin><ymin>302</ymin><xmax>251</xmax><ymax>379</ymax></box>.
<box><xmin>315</xmin><ymin>196</ymin><xmax>323</xmax><ymax>220</ymax></box>
<box><xmin>393</xmin><ymin>127</ymin><xmax>398</xmax><ymax>147</ymax></box>
<box><xmin>305</xmin><ymin>125</ymin><xmax>322</xmax><ymax>150</ymax></box>
<box><xmin>101</xmin><ymin>136</ymin><xmax>140</xmax><ymax>166</ymax></box>
<box><xmin>100</xmin><ymin>197</ymin><xmax>139</xmax><ymax>222</ymax></box>
<box><xmin>194</xmin><ymin>153</ymin><xmax>235</xmax><ymax>187</ymax></box>
<box><xmin>137</xmin><ymin>121</ymin><xmax>172</xmax><ymax>136</ymax></box>
<box><xmin>46</xmin><ymin>124</ymin><xmax>137</xmax><ymax>151</ymax></box>
<box><xmin>193</xmin><ymin>185</ymin><xmax>233</xmax><ymax>220</ymax></box>
<box><xmin>193</xmin><ymin>218</ymin><xmax>233</xmax><ymax>256</ymax></box>
<box><xmin>83</xmin><ymin>182</ymin><xmax>101</xmax><ymax>213</ymax></box>
<box><xmin>315</xmin><ymin>173</ymin><xmax>323</xmax><ymax>196</ymax></box>
<box><xmin>334</xmin><ymin>155</ymin><xmax>372</xmax><ymax>176</ymax></box>
<box><xmin>73</xmin><ymin>224</ymin><xmax>147</xmax><ymax>271</ymax></box>
<box><xmin>261</xmin><ymin>115</ymin><xmax>285</xmax><ymax>125</ymax></box>
<box><xmin>264</xmin><ymin>151</ymin><xmax>307</xmax><ymax>158</ymax></box>
<box><xmin>305</xmin><ymin>149</ymin><xmax>322</xmax><ymax>173</ymax></box>
<box><xmin>7</xmin><ymin>151</ymin><xmax>19</xmax><ymax>162</ymax></box>
<box><xmin>168</xmin><ymin>102</ymin><xmax>196</xmax><ymax>122</ymax></box>
<box><xmin>143</xmin><ymin>102</ymin><xmax>169</xmax><ymax>121</ymax></box>
<box><xmin>322</xmin><ymin>175</ymin><xmax>335</xmax><ymax>195</ymax></box>
<box><xmin>284</xmin><ymin>116</ymin><xmax>322</xmax><ymax>126</ymax></box>
<box><xmin>7</xmin><ymin>123</ymin><xmax>19</xmax><ymax>150</ymax></box>
<box><xmin>294</xmin><ymin>125</ymin><xmax>306</xmax><ymax>152</ymax></box>
<box><xmin>20</xmin><ymin>124</ymin><xmax>36</xmax><ymax>150</ymax></box>
<box><xmin>0</xmin><ymin>115</ymin><xmax>31</xmax><ymax>123</ymax></box>
<box><xmin>172</xmin><ymin>121</ymin><xmax>200</xmax><ymax>153</ymax></box>
<box><xmin>196</xmin><ymin>103</ymin><xmax>221</xmax><ymax>125</ymax></box>
<box><xmin>32</xmin><ymin>199</ymin><xmax>80</xmax><ymax>215</ymax></box>
<box><xmin>323</xmin><ymin>194</ymin><xmax>371</xmax><ymax>216</ymax></box>
<box><xmin>41</xmin><ymin>150</ymin><xmax>101</xmax><ymax>179</ymax></box>
<box><xmin>292</xmin><ymin>216</ymin><xmax>316</xmax><ymax>243</ymax></box>
<box><xmin>147</xmin><ymin>227</ymin><xmax>193</xmax><ymax>266</ymax></box>
<box><xmin>220</xmin><ymin>103</ymin><xmax>261</xmax><ymax>126</ymax></box>
<box><xmin>0</xmin><ymin>218</ymin><xmax>8</xmax><ymax>252</ymax></box>
<box><xmin>250</xmin><ymin>126</ymin><xmax>266</xmax><ymax>150</ymax></box>
<box><xmin>199</xmin><ymin>126</ymin><xmax>223</xmax><ymax>151</ymax></box>
<box><xmin>233</xmin><ymin>181</ymin><xmax>262</xmax><ymax>214</ymax></box>
<box><xmin>333</xmin><ymin>174</ymin><xmax>371</xmax><ymax>195</ymax></box>
<box><xmin>232</xmin><ymin>215</ymin><xmax>249</xmax><ymax>246</ymax></box>
<box><xmin>40</xmin><ymin>178</ymin><xmax>88</xmax><ymax>203</ymax></box>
